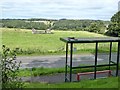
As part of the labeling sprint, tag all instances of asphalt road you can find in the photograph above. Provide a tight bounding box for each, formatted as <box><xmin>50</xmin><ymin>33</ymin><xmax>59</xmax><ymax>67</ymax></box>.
<box><xmin>16</xmin><ymin>53</ymin><xmax>119</xmax><ymax>69</ymax></box>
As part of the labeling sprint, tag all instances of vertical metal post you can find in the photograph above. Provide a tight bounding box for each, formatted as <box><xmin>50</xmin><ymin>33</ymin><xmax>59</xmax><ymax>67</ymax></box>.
<box><xmin>70</xmin><ymin>43</ymin><xmax>73</xmax><ymax>82</ymax></box>
<box><xmin>65</xmin><ymin>43</ymin><xmax>68</xmax><ymax>82</ymax></box>
<box><xmin>94</xmin><ymin>42</ymin><xmax>98</xmax><ymax>79</ymax></box>
<box><xmin>116</xmin><ymin>41</ymin><xmax>120</xmax><ymax>76</ymax></box>
<box><xmin>109</xmin><ymin>42</ymin><xmax>112</xmax><ymax>70</ymax></box>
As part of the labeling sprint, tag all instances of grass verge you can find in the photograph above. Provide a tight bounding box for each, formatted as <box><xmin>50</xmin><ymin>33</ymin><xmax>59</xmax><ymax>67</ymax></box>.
<box><xmin>18</xmin><ymin>64</ymin><xmax>119</xmax><ymax>77</ymax></box>
<box><xmin>24</xmin><ymin>77</ymin><xmax>118</xmax><ymax>88</ymax></box>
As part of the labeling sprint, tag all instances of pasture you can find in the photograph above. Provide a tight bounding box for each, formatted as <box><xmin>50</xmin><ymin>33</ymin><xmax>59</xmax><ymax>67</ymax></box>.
<box><xmin>1</xmin><ymin>28</ymin><xmax>118</xmax><ymax>55</ymax></box>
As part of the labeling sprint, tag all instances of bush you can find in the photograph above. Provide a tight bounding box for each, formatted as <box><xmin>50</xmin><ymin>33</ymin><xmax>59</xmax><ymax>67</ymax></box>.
<box><xmin>107</xmin><ymin>11</ymin><xmax>120</xmax><ymax>37</ymax></box>
<box><xmin>1</xmin><ymin>45</ymin><xmax>24</xmax><ymax>89</ymax></box>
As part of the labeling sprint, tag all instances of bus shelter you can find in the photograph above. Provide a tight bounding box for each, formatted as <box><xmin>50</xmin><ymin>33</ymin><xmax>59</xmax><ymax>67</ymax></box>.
<box><xmin>60</xmin><ymin>37</ymin><xmax>120</xmax><ymax>82</ymax></box>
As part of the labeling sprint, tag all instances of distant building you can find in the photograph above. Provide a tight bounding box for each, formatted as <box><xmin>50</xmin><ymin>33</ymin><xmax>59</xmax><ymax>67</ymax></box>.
<box><xmin>45</xmin><ymin>28</ymin><xmax>51</xmax><ymax>34</ymax></box>
<box><xmin>31</xmin><ymin>28</ymin><xmax>37</xmax><ymax>34</ymax></box>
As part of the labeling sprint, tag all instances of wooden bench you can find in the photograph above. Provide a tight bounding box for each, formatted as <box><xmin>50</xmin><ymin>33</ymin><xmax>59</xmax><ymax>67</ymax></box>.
<box><xmin>77</xmin><ymin>70</ymin><xmax>112</xmax><ymax>81</ymax></box>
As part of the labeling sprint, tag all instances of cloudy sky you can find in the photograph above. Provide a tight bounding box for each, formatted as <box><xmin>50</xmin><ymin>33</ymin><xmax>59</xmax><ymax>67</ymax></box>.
<box><xmin>1</xmin><ymin>0</ymin><xmax>119</xmax><ymax>20</ymax></box>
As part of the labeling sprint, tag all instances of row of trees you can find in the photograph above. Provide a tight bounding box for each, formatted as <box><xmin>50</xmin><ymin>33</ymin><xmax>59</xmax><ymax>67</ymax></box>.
<box><xmin>53</xmin><ymin>20</ymin><xmax>107</xmax><ymax>34</ymax></box>
<box><xmin>1</xmin><ymin>19</ymin><xmax>108</xmax><ymax>34</ymax></box>
<box><xmin>27</xmin><ymin>18</ymin><xmax>57</xmax><ymax>21</ymax></box>
<box><xmin>2</xmin><ymin>20</ymin><xmax>49</xmax><ymax>30</ymax></box>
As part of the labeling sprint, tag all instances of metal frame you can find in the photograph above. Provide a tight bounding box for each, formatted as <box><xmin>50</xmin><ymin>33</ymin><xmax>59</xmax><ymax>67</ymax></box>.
<box><xmin>60</xmin><ymin>37</ymin><xmax>120</xmax><ymax>82</ymax></box>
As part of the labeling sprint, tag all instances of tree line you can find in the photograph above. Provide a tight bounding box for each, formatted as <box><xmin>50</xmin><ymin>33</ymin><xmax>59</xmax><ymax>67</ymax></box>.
<box><xmin>1</xmin><ymin>19</ymin><xmax>108</xmax><ymax>33</ymax></box>
<box><xmin>53</xmin><ymin>19</ymin><xmax>107</xmax><ymax>34</ymax></box>
<box><xmin>1</xmin><ymin>11</ymin><xmax>120</xmax><ymax>37</ymax></box>
<box><xmin>1</xmin><ymin>19</ymin><xmax>49</xmax><ymax>30</ymax></box>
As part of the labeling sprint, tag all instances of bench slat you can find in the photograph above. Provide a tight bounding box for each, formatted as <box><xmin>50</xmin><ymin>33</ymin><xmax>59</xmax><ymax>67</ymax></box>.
<box><xmin>77</xmin><ymin>70</ymin><xmax>111</xmax><ymax>75</ymax></box>
<box><xmin>77</xmin><ymin>70</ymin><xmax>112</xmax><ymax>81</ymax></box>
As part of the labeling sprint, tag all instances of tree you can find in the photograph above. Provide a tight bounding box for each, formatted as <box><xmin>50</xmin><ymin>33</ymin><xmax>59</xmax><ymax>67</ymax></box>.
<box><xmin>87</xmin><ymin>23</ymin><xmax>100</xmax><ymax>33</ymax></box>
<box><xmin>107</xmin><ymin>11</ymin><xmax>120</xmax><ymax>37</ymax></box>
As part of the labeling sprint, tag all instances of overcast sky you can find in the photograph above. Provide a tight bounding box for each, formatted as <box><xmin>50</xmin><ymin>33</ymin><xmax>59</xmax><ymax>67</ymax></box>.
<box><xmin>1</xmin><ymin>0</ymin><xmax>119</xmax><ymax>20</ymax></box>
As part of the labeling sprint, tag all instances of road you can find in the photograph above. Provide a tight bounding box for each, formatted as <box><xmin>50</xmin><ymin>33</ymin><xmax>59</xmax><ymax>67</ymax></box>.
<box><xmin>16</xmin><ymin>53</ymin><xmax>119</xmax><ymax>69</ymax></box>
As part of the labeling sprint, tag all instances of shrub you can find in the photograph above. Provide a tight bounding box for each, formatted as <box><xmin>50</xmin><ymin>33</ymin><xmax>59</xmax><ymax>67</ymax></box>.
<box><xmin>1</xmin><ymin>45</ymin><xmax>24</xmax><ymax>89</ymax></box>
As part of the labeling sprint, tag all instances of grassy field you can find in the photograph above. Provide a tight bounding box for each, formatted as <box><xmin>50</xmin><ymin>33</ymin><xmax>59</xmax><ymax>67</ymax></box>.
<box><xmin>24</xmin><ymin>77</ymin><xmax>118</xmax><ymax>88</ymax></box>
<box><xmin>1</xmin><ymin>28</ymin><xmax>118</xmax><ymax>55</ymax></box>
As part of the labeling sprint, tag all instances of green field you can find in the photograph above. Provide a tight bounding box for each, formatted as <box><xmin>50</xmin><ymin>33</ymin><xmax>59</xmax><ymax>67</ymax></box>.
<box><xmin>1</xmin><ymin>28</ymin><xmax>118</xmax><ymax>55</ymax></box>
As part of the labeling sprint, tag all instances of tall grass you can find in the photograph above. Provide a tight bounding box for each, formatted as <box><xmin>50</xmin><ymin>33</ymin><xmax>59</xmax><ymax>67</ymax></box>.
<box><xmin>2</xmin><ymin>28</ymin><xmax>118</xmax><ymax>55</ymax></box>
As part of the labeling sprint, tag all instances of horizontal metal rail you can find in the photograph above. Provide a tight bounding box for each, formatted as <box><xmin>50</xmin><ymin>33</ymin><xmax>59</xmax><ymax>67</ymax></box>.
<box><xmin>72</xmin><ymin>64</ymin><xmax>117</xmax><ymax>69</ymax></box>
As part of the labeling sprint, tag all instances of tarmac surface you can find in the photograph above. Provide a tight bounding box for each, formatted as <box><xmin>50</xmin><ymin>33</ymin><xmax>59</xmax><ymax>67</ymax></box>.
<box><xmin>16</xmin><ymin>53</ymin><xmax>119</xmax><ymax>69</ymax></box>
